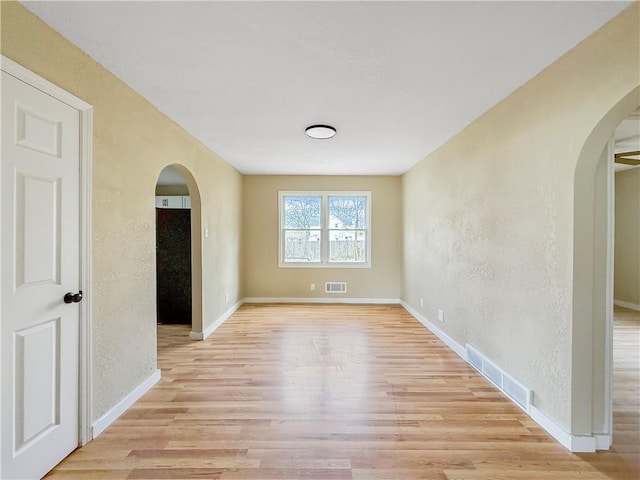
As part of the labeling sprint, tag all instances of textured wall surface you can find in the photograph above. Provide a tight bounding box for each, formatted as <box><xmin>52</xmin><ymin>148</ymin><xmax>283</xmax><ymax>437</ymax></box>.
<box><xmin>155</xmin><ymin>185</ymin><xmax>190</xmax><ymax>196</ymax></box>
<box><xmin>402</xmin><ymin>5</ymin><xmax>639</xmax><ymax>432</ymax></box>
<box><xmin>615</xmin><ymin>168</ymin><xmax>640</xmax><ymax>306</ymax></box>
<box><xmin>1</xmin><ymin>2</ymin><xmax>242</xmax><ymax>421</ymax></box>
<box><xmin>243</xmin><ymin>176</ymin><xmax>402</xmax><ymax>299</ymax></box>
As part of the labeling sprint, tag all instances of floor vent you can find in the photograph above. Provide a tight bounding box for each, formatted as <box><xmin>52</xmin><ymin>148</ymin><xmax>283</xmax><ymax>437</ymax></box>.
<box><xmin>325</xmin><ymin>282</ymin><xmax>347</xmax><ymax>293</ymax></box>
<box><xmin>465</xmin><ymin>344</ymin><xmax>532</xmax><ymax>412</ymax></box>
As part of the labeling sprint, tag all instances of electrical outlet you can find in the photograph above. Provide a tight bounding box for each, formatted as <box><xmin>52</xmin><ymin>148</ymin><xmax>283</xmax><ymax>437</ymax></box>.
<box><xmin>438</xmin><ymin>309</ymin><xmax>444</xmax><ymax>322</ymax></box>
<box><xmin>225</xmin><ymin>292</ymin><xmax>229</xmax><ymax>304</ymax></box>
<box><xmin>310</xmin><ymin>283</ymin><xmax>315</xmax><ymax>291</ymax></box>
<box><xmin>420</xmin><ymin>298</ymin><xmax>424</xmax><ymax>307</ymax></box>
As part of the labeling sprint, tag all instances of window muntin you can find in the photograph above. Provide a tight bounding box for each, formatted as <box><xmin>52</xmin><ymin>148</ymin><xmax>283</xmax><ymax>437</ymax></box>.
<box><xmin>279</xmin><ymin>191</ymin><xmax>371</xmax><ymax>268</ymax></box>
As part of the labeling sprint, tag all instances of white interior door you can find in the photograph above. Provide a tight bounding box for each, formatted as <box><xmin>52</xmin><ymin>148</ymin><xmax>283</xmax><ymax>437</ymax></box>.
<box><xmin>1</xmin><ymin>71</ymin><xmax>81</xmax><ymax>479</ymax></box>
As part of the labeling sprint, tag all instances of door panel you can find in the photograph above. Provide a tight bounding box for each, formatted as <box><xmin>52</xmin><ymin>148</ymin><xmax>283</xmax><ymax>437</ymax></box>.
<box><xmin>16</xmin><ymin>174</ymin><xmax>61</xmax><ymax>288</ymax></box>
<box><xmin>1</xmin><ymin>71</ymin><xmax>80</xmax><ymax>479</ymax></box>
<box><xmin>14</xmin><ymin>318</ymin><xmax>60</xmax><ymax>451</ymax></box>
<box><xmin>15</xmin><ymin>105</ymin><xmax>62</xmax><ymax>157</ymax></box>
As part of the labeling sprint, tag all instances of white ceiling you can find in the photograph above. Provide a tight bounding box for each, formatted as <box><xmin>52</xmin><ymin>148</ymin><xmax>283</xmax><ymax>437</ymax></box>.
<box><xmin>23</xmin><ymin>1</ymin><xmax>632</xmax><ymax>176</ymax></box>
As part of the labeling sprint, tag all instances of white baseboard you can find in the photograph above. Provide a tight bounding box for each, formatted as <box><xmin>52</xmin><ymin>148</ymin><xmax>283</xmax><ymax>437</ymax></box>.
<box><xmin>400</xmin><ymin>299</ymin><xmax>607</xmax><ymax>453</ymax></box>
<box><xmin>244</xmin><ymin>297</ymin><xmax>401</xmax><ymax>305</ymax></box>
<box><xmin>595</xmin><ymin>433</ymin><xmax>612</xmax><ymax>450</ymax></box>
<box><xmin>399</xmin><ymin>300</ymin><xmax>467</xmax><ymax>360</ymax></box>
<box><xmin>614</xmin><ymin>299</ymin><xmax>640</xmax><ymax>311</ymax></box>
<box><xmin>91</xmin><ymin>369</ymin><xmax>161</xmax><ymax>438</ymax></box>
<box><xmin>190</xmin><ymin>300</ymin><xmax>243</xmax><ymax>340</ymax></box>
<box><xmin>528</xmin><ymin>404</ymin><xmax>576</xmax><ymax>450</ymax></box>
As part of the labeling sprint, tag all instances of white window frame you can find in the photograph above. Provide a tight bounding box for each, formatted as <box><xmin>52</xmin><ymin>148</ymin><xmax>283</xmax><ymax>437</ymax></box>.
<box><xmin>278</xmin><ymin>191</ymin><xmax>372</xmax><ymax>268</ymax></box>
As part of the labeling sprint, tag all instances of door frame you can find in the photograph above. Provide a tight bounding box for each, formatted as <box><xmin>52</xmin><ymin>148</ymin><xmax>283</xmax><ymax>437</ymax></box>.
<box><xmin>1</xmin><ymin>56</ymin><xmax>94</xmax><ymax>446</ymax></box>
<box><xmin>592</xmin><ymin>137</ymin><xmax>620</xmax><ymax>448</ymax></box>
<box><xmin>572</xmin><ymin>88</ymin><xmax>638</xmax><ymax>451</ymax></box>
<box><xmin>604</xmin><ymin>137</ymin><xmax>615</xmax><ymax>445</ymax></box>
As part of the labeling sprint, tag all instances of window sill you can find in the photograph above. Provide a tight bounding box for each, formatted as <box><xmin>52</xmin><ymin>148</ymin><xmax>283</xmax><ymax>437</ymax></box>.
<box><xmin>278</xmin><ymin>262</ymin><xmax>371</xmax><ymax>269</ymax></box>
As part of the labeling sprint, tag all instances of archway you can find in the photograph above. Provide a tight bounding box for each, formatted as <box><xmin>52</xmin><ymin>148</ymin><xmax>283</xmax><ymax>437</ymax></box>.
<box><xmin>572</xmin><ymin>86</ymin><xmax>639</xmax><ymax>448</ymax></box>
<box><xmin>155</xmin><ymin>164</ymin><xmax>203</xmax><ymax>336</ymax></box>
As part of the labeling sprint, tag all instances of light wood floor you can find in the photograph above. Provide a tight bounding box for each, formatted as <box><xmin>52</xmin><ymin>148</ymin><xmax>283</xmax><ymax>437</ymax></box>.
<box><xmin>45</xmin><ymin>304</ymin><xmax>639</xmax><ymax>479</ymax></box>
<box><xmin>611</xmin><ymin>305</ymin><xmax>640</xmax><ymax>471</ymax></box>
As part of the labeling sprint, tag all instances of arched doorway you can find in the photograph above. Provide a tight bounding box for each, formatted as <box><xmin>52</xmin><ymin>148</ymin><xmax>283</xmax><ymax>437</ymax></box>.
<box><xmin>572</xmin><ymin>87</ymin><xmax>639</xmax><ymax>450</ymax></box>
<box><xmin>155</xmin><ymin>164</ymin><xmax>203</xmax><ymax>336</ymax></box>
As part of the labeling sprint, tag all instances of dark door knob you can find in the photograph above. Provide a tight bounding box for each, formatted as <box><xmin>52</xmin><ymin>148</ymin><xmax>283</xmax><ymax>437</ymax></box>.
<box><xmin>64</xmin><ymin>290</ymin><xmax>83</xmax><ymax>304</ymax></box>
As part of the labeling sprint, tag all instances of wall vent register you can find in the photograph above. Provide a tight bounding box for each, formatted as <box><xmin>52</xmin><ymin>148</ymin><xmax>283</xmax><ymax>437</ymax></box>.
<box><xmin>325</xmin><ymin>282</ymin><xmax>347</xmax><ymax>293</ymax></box>
<box><xmin>465</xmin><ymin>343</ymin><xmax>532</xmax><ymax>412</ymax></box>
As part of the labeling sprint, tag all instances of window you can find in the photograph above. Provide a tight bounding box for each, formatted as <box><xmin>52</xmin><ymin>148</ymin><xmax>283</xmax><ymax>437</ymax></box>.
<box><xmin>279</xmin><ymin>191</ymin><xmax>371</xmax><ymax>268</ymax></box>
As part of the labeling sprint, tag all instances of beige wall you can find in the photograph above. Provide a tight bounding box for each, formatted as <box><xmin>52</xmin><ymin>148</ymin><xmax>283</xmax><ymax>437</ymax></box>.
<box><xmin>1</xmin><ymin>2</ymin><xmax>243</xmax><ymax>421</ymax></box>
<box><xmin>402</xmin><ymin>3</ymin><xmax>639</xmax><ymax>434</ymax></box>
<box><xmin>155</xmin><ymin>184</ymin><xmax>190</xmax><ymax>196</ymax></box>
<box><xmin>615</xmin><ymin>168</ymin><xmax>640</xmax><ymax>307</ymax></box>
<box><xmin>243</xmin><ymin>176</ymin><xmax>402</xmax><ymax>299</ymax></box>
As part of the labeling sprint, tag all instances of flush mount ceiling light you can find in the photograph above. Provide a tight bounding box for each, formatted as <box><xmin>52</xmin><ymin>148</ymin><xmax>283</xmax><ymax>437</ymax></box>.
<box><xmin>305</xmin><ymin>124</ymin><xmax>336</xmax><ymax>139</ymax></box>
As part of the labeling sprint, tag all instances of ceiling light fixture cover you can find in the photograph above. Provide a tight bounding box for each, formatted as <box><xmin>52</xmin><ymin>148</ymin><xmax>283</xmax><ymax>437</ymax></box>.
<box><xmin>305</xmin><ymin>124</ymin><xmax>336</xmax><ymax>139</ymax></box>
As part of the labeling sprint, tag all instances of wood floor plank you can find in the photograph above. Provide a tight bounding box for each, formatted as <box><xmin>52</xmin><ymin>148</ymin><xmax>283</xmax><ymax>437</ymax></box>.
<box><xmin>44</xmin><ymin>304</ymin><xmax>639</xmax><ymax>479</ymax></box>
